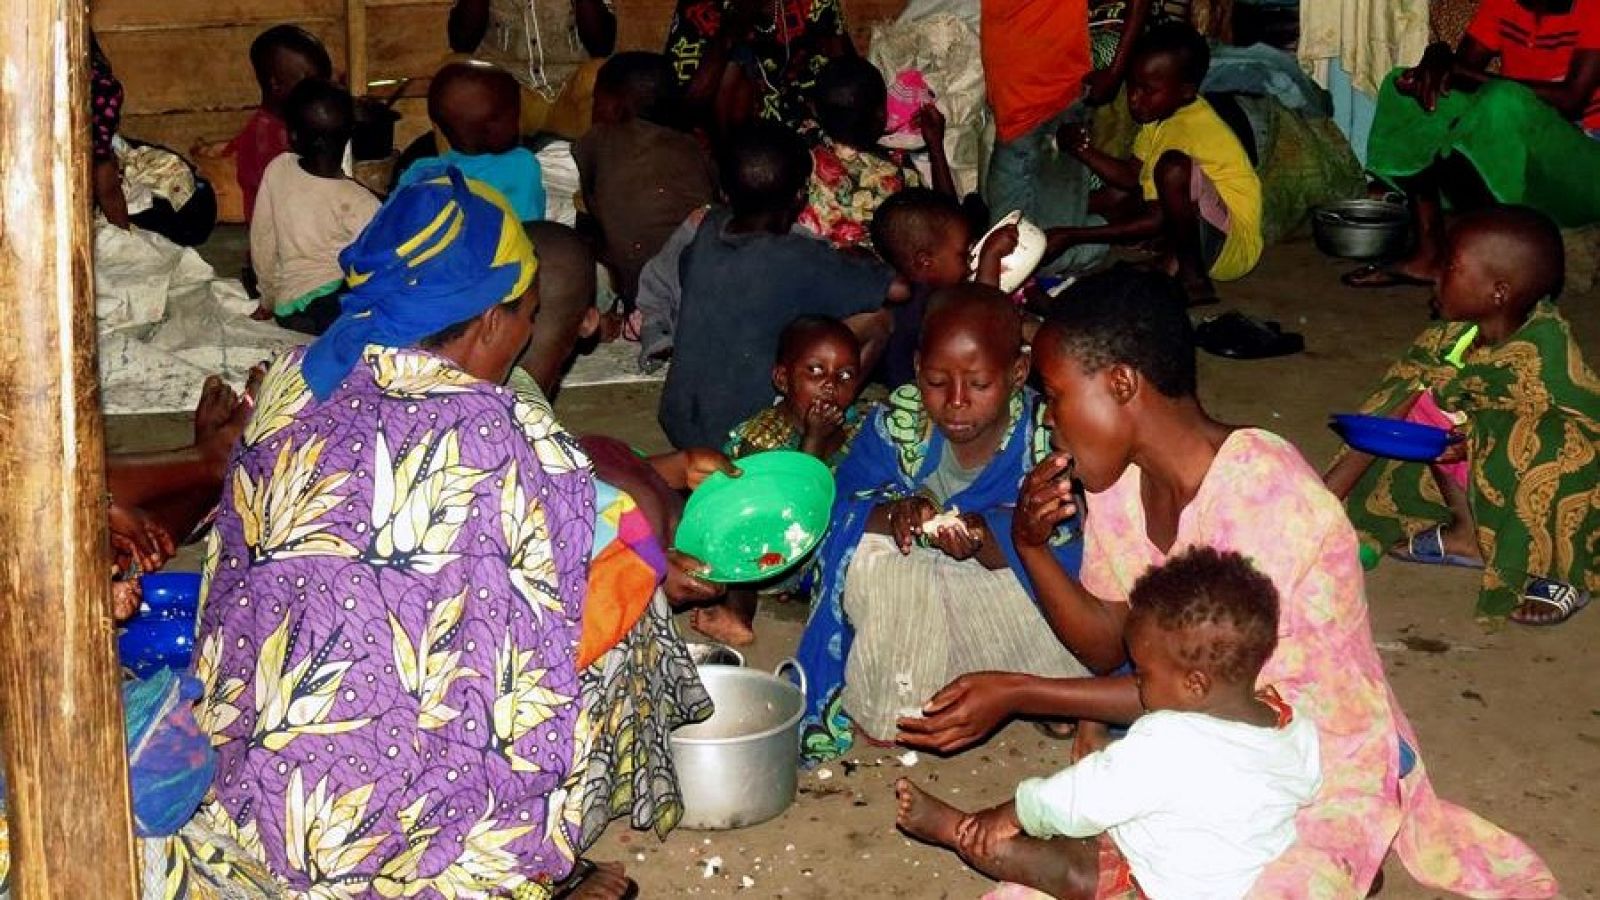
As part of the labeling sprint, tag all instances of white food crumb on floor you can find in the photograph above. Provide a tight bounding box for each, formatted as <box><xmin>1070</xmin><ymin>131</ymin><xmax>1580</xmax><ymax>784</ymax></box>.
<box><xmin>701</xmin><ymin>856</ymin><xmax>723</xmax><ymax>878</ymax></box>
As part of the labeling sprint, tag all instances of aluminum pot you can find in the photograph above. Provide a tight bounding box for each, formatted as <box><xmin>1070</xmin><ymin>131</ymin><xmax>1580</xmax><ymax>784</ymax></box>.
<box><xmin>685</xmin><ymin>641</ymin><xmax>745</xmax><ymax>667</ymax></box>
<box><xmin>671</xmin><ymin>659</ymin><xmax>805</xmax><ymax>830</ymax></box>
<box><xmin>1312</xmin><ymin>198</ymin><xmax>1411</xmax><ymax>260</ymax></box>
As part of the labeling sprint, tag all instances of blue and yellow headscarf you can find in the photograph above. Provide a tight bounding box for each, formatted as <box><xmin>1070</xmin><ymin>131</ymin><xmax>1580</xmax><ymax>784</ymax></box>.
<box><xmin>302</xmin><ymin>165</ymin><xmax>538</xmax><ymax>399</ymax></box>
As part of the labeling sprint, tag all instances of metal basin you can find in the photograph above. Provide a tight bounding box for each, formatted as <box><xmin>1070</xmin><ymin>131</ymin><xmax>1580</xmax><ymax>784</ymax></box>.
<box><xmin>685</xmin><ymin>641</ymin><xmax>745</xmax><ymax>667</ymax></box>
<box><xmin>671</xmin><ymin>660</ymin><xmax>805</xmax><ymax>830</ymax></box>
<box><xmin>1312</xmin><ymin>198</ymin><xmax>1410</xmax><ymax>260</ymax></box>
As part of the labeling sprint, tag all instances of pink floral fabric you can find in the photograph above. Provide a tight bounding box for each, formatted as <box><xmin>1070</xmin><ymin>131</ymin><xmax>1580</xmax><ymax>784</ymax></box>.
<box><xmin>797</xmin><ymin>133</ymin><xmax>920</xmax><ymax>251</ymax></box>
<box><xmin>1073</xmin><ymin>428</ymin><xmax>1556</xmax><ymax>899</ymax></box>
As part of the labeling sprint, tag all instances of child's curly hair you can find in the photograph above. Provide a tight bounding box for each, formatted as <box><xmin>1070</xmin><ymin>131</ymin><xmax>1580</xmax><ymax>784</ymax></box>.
<box><xmin>1128</xmin><ymin>546</ymin><xmax>1280</xmax><ymax>685</ymax></box>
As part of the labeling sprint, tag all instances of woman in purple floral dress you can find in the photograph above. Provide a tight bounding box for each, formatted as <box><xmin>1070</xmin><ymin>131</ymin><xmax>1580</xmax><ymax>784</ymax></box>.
<box><xmin>175</xmin><ymin>169</ymin><xmax>709</xmax><ymax>899</ymax></box>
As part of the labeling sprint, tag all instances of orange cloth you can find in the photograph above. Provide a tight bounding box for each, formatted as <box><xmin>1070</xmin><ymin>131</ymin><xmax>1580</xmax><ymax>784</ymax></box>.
<box><xmin>577</xmin><ymin>540</ymin><xmax>659</xmax><ymax>668</ymax></box>
<box><xmin>981</xmin><ymin>0</ymin><xmax>1092</xmax><ymax>143</ymax></box>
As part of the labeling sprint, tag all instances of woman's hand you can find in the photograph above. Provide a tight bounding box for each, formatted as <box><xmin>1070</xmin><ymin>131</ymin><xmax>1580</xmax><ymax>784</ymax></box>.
<box><xmin>882</xmin><ymin>496</ymin><xmax>937</xmax><ymax>554</ymax></box>
<box><xmin>1435</xmin><ymin>432</ymin><xmax>1468</xmax><ymax>464</ymax></box>
<box><xmin>1013</xmin><ymin>454</ymin><xmax>1077</xmax><ymax>549</ymax></box>
<box><xmin>681</xmin><ymin>448</ymin><xmax>740</xmax><ymax>490</ymax></box>
<box><xmin>664</xmin><ymin>549</ymin><xmax>726</xmax><ymax>604</ymax></box>
<box><xmin>896</xmin><ymin>671</ymin><xmax>1020</xmax><ymax>753</ymax></box>
<box><xmin>111</xmin><ymin>578</ymin><xmax>142</xmax><ymax>621</ymax></box>
<box><xmin>109</xmin><ymin>502</ymin><xmax>175</xmax><ymax>576</ymax></box>
<box><xmin>93</xmin><ymin>157</ymin><xmax>131</xmax><ymax>229</ymax></box>
<box><xmin>1398</xmin><ymin>42</ymin><xmax>1455</xmax><ymax>112</ymax></box>
<box><xmin>1082</xmin><ymin>68</ymin><xmax>1123</xmax><ymax>107</ymax></box>
<box><xmin>956</xmin><ymin>802</ymin><xmax>1023</xmax><ymax>861</ymax></box>
<box><xmin>1071</xmin><ymin>719</ymin><xmax>1111</xmax><ymax>763</ymax></box>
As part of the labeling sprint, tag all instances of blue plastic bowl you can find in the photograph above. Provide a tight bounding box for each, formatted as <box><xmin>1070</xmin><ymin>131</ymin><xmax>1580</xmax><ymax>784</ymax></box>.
<box><xmin>1329</xmin><ymin>414</ymin><xmax>1459</xmax><ymax>462</ymax></box>
<box><xmin>119</xmin><ymin>571</ymin><xmax>201</xmax><ymax>677</ymax></box>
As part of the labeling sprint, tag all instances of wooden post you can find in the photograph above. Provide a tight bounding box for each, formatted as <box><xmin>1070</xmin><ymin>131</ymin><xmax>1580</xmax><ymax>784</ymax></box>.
<box><xmin>0</xmin><ymin>1</ymin><xmax>141</xmax><ymax>897</ymax></box>
<box><xmin>347</xmin><ymin>0</ymin><xmax>370</xmax><ymax>96</ymax></box>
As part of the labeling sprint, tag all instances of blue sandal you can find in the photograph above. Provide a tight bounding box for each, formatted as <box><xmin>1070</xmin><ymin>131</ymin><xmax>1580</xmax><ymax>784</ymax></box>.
<box><xmin>1388</xmin><ymin>525</ymin><xmax>1483</xmax><ymax>569</ymax></box>
<box><xmin>1511</xmin><ymin>579</ymin><xmax>1591</xmax><ymax>626</ymax></box>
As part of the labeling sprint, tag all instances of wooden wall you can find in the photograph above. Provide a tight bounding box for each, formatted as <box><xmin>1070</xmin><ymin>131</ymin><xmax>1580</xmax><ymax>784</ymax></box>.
<box><xmin>95</xmin><ymin>0</ymin><xmax>906</xmax><ymax>154</ymax></box>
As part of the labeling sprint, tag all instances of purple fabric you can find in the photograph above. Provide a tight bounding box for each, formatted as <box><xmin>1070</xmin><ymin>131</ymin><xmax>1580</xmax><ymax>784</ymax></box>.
<box><xmin>199</xmin><ymin>345</ymin><xmax>597</xmax><ymax>895</ymax></box>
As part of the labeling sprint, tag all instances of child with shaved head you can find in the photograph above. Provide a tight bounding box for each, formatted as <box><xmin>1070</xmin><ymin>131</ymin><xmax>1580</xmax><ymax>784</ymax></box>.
<box><xmin>895</xmin><ymin>547</ymin><xmax>1321</xmax><ymax>900</ymax></box>
<box><xmin>396</xmin><ymin>62</ymin><xmax>546</xmax><ymax>221</ymax></box>
<box><xmin>794</xmin><ymin>284</ymin><xmax>1087</xmax><ymax>761</ymax></box>
<box><xmin>1329</xmin><ymin>204</ymin><xmax>1599</xmax><ymax>625</ymax></box>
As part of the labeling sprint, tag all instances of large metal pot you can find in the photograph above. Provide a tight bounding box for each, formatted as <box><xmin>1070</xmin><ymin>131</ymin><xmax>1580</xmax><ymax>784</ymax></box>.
<box><xmin>1312</xmin><ymin>198</ymin><xmax>1411</xmax><ymax>260</ymax></box>
<box><xmin>671</xmin><ymin>659</ymin><xmax>805</xmax><ymax>830</ymax></box>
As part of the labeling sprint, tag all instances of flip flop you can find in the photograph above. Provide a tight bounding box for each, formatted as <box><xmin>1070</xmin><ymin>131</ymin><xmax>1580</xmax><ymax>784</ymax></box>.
<box><xmin>1195</xmin><ymin>311</ymin><xmax>1304</xmax><ymax>360</ymax></box>
<box><xmin>1511</xmin><ymin>578</ymin><xmax>1591</xmax><ymax>626</ymax></box>
<box><xmin>1340</xmin><ymin>264</ymin><xmax>1434</xmax><ymax>289</ymax></box>
<box><xmin>1387</xmin><ymin>525</ymin><xmax>1483</xmax><ymax>569</ymax></box>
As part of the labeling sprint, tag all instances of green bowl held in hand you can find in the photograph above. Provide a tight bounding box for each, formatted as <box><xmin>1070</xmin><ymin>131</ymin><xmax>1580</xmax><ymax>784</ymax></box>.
<box><xmin>674</xmin><ymin>451</ymin><xmax>837</xmax><ymax>584</ymax></box>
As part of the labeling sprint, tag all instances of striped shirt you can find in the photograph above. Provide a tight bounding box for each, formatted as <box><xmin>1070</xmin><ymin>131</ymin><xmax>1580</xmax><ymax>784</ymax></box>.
<box><xmin>1467</xmin><ymin>0</ymin><xmax>1600</xmax><ymax>130</ymax></box>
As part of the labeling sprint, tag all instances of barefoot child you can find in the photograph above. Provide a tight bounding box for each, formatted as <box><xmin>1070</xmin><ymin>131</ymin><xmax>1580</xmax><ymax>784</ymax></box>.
<box><xmin>397</xmin><ymin>62</ymin><xmax>546</xmax><ymax>221</ymax></box>
<box><xmin>897</xmin><ymin>546</ymin><xmax>1322</xmax><ymax>900</ymax></box>
<box><xmin>1043</xmin><ymin>23</ymin><xmax>1262</xmax><ymax>303</ymax></box>
<box><xmin>794</xmin><ymin>284</ymin><xmax>1086</xmax><ymax>761</ymax></box>
<box><xmin>1327</xmin><ymin>205</ymin><xmax>1599</xmax><ymax>625</ymax></box>
<box><xmin>695</xmin><ymin>315</ymin><xmax>869</xmax><ymax>646</ymax></box>
<box><xmin>870</xmin><ymin>187</ymin><xmax>1021</xmax><ymax>388</ymax></box>
<box><xmin>249</xmin><ymin>78</ymin><xmax>380</xmax><ymax>335</ymax></box>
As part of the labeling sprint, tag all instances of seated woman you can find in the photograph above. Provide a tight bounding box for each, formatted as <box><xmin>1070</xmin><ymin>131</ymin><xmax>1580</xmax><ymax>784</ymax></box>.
<box><xmin>181</xmin><ymin>169</ymin><xmax>708</xmax><ymax>899</ymax></box>
<box><xmin>796</xmin><ymin>284</ymin><xmax>1087</xmax><ymax>762</ymax></box>
<box><xmin>1345</xmin><ymin>0</ymin><xmax>1600</xmax><ymax>288</ymax></box>
<box><xmin>897</xmin><ymin>270</ymin><xmax>1556</xmax><ymax>898</ymax></box>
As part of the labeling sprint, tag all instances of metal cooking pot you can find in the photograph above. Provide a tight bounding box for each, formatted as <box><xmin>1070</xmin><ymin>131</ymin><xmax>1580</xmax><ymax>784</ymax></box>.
<box><xmin>685</xmin><ymin>641</ymin><xmax>745</xmax><ymax>667</ymax></box>
<box><xmin>1312</xmin><ymin>198</ymin><xmax>1411</xmax><ymax>260</ymax></box>
<box><xmin>671</xmin><ymin>659</ymin><xmax>805</xmax><ymax>830</ymax></box>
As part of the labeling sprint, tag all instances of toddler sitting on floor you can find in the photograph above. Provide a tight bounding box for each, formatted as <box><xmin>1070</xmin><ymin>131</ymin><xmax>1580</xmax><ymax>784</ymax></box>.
<box><xmin>1327</xmin><ymin>205</ymin><xmax>1599</xmax><ymax>625</ymax></box>
<box><xmin>397</xmin><ymin>62</ymin><xmax>545</xmax><ymax>222</ymax></box>
<box><xmin>896</xmin><ymin>546</ymin><xmax>1322</xmax><ymax>900</ymax></box>
<box><xmin>249</xmin><ymin>78</ymin><xmax>379</xmax><ymax>335</ymax></box>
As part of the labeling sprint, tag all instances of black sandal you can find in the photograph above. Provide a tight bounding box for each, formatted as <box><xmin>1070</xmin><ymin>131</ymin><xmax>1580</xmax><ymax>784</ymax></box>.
<box><xmin>550</xmin><ymin>859</ymin><xmax>641</xmax><ymax>900</ymax></box>
<box><xmin>1195</xmin><ymin>311</ymin><xmax>1305</xmax><ymax>360</ymax></box>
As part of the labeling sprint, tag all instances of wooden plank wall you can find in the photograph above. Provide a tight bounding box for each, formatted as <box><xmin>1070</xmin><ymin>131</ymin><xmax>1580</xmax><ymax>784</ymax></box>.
<box><xmin>95</xmin><ymin>0</ymin><xmax>905</xmax><ymax>155</ymax></box>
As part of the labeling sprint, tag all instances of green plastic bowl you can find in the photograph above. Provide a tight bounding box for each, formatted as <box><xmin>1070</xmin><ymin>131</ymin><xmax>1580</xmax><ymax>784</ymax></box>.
<box><xmin>675</xmin><ymin>451</ymin><xmax>836</xmax><ymax>583</ymax></box>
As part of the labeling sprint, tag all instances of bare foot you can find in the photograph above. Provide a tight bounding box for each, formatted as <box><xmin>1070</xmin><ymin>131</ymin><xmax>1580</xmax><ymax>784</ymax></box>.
<box><xmin>562</xmin><ymin>861</ymin><xmax>636</xmax><ymax>900</ymax></box>
<box><xmin>193</xmin><ymin>375</ymin><xmax>238</xmax><ymax>447</ymax></box>
<box><xmin>894</xmin><ymin>778</ymin><xmax>967</xmax><ymax>848</ymax></box>
<box><xmin>690</xmin><ymin>603</ymin><xmax>756</xmax><ymax>647</ymax></box>
<box><xmin>1438</xmin><ymin>521</ymin><xmax>1482</xmax><ymax>563</ymax></box>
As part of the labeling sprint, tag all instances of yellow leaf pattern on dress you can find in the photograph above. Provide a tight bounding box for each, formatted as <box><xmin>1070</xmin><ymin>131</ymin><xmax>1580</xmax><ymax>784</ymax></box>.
<box><xmin>415</xmin><ymin>804</ymin><xmax>535</xmax><ymax>899</ymax></box>
<box><xmin>499</xmin><ymin>461</ymin><xmax>565</xmax><ymax>623</ymax></box>
<box><xmin>232</xmin><ymin>436</ymin><xmax>357</xmax><ymax>563</ymax></box>
<box><xmin>388</xmin><ymin>589</ymin><xmax>480</xmax><ymax>730</ymax></box>
<box><xmin>370</xmin><ymin>795</ymin><xmax>443</xmax><ymax>898</ymax></box>
<box><xmin>243</xmin><ymin>360</ymin><xmax>311</xmax><ymax>447</ymax></box>
<box><xmin>490</xmin><ymin>633</ymin><xmax>575</xmax><ymax>773</ymax></box>
<box><xmin>281</xmin><ymin>769</ymin><xmax>389</xmax><ymax>896</ymax></box>
<box><xmin>511</xmin><ymin>394</ymin><xmax>586</xmax><ymax>476</ymax></box>
<box><xmin>194</xmin><ymin>630</ymin><xmax>247</xmax><ymax>744</ymax></box>
<box><xmin>369</xmin><ymin>348</ymin><xmax>484</xmax><ymax>398</ymax></box>
<box><xmin>366</xmin><ymin>429</ymin><xmax>490</xmax><ymax>573</ymax></box>
<box><xmin>252</xmin><ymin>613</ymin><xmax>373</xmax><ymax>752</ymax></box>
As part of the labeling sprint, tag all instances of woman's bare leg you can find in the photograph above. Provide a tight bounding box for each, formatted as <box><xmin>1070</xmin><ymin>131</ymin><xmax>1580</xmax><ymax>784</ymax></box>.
<box><xmin>895</xmin><ymin>779</ymin><xmax>1099</xmax><ymax>900</ymax></box>
<box><xmin>690</xmin><ymin>589</ymin><xmax>758</xmax><ymax>646</ymax></box>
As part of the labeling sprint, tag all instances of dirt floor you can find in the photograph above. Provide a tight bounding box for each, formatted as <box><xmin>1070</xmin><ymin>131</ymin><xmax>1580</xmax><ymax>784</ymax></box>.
<box><xmin>109</xmin><ymin>232</ymin><xmax>1600</xmax><ymax>899</ymax></box>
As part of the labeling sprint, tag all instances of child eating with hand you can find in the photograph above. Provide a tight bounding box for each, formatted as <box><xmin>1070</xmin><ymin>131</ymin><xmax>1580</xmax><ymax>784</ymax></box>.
<box><xmin>794</xmin><ymin>284</ymin><xmax>1086</xmax><ymax>761</ymax></box>
<box><xmin>397</xmin><ymin>62</ymin><xmax>545</xmax><ymax>221</ymax></box>
<box><xmin>698</xmin><ymin>315</ymin><xmax>869</xmax><ymax>647</ymax></box>
<box><xmin>249</xmin><ymin>78</ymin><xmax>379</xmax><ymax>335</ymax></box>
<box><xmin>895</xmin><ymin>546</ymin><xmax>1322</xmax><ymax>900</ymax></box>
<box><xmin>1327</xmin><ymin>205</ymin><xmax>1599</xmax><ymax>625</ymax></box>
<box><xmin>1043</xmin><ymin>22</ymin><xmax>1262</xmax><ymax>304</ymax></box>
<box><xmin>871</xmin><ymin>187</ymin><xmax>1022</xmax><ymax>388</ymax></box>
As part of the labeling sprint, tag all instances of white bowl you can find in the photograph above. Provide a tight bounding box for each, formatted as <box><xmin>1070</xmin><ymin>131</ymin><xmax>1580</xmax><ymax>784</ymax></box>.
<box><xmin>970</xmin><ymin>210</ymin><xmax>1047</xmax><ymax>293</ymax></box>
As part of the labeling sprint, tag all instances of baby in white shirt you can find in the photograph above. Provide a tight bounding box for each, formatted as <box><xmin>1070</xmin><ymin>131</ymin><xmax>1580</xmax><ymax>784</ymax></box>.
<box><xmin>895</xmin><ymin>546</ymin><xmax>1322</xmax><ymax>900</ymax></box>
